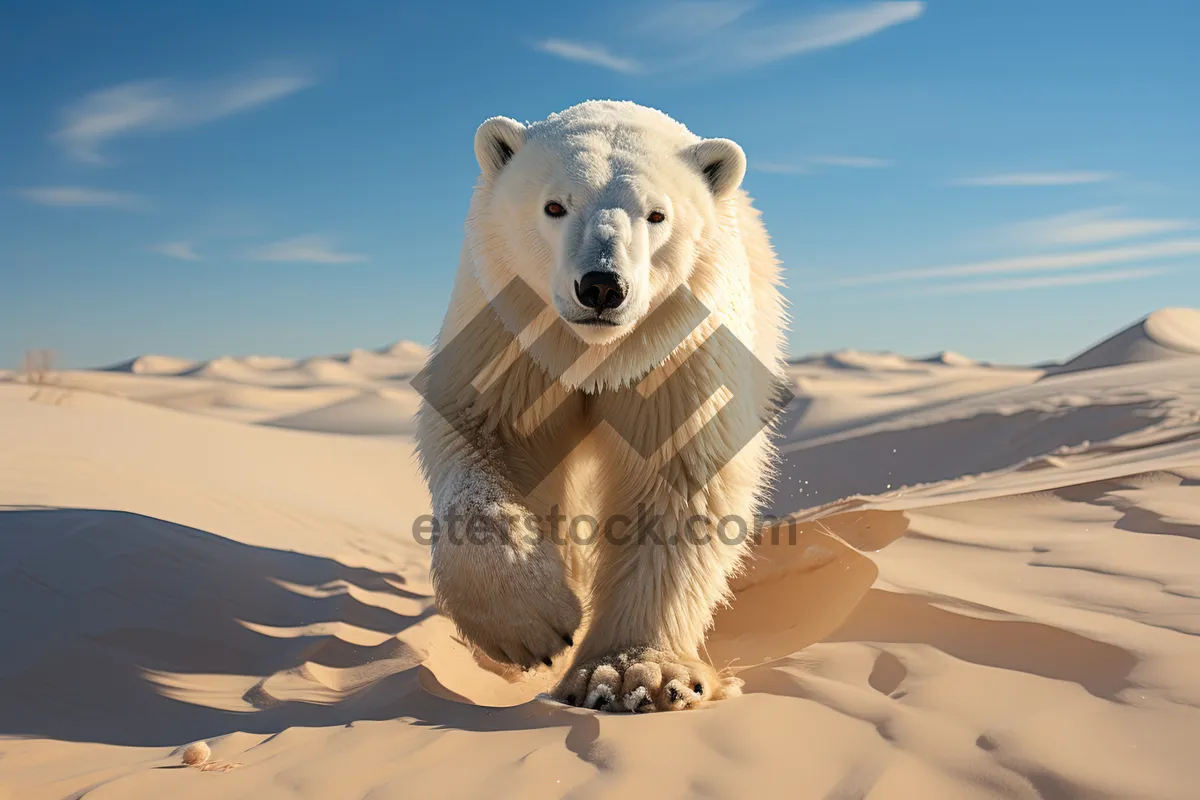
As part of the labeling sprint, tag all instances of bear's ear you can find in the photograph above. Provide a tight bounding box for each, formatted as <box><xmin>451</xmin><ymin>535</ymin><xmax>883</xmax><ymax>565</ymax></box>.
<box><xmin>683</xmin><ymin>138</ymin><xmax>747</xmax><ymax>199</ymax></box>
<box><xmin>474</xmin><ymin>116</ymin><xmax>527</xmax><ymax>179</ymax></box>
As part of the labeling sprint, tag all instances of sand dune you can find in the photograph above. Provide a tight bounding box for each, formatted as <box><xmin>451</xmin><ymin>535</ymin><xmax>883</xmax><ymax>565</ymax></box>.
<box><xmin>104</xmin><ymin>354</ymin><xmax>198</xmax><ymax>375</ymax></box>
<box><xmin>919</xmin><ymin>349</ymin><xmax>978</xmax><ymax>366</ymax></box>
<box><xmin>103</xmin><ymin>341</ymin><xmax>429</xmax><ymax>386</ymax></box>
<box><xmin>341</xmin><ymin>347</ymin><xmax>427</xmax><ymax>379</ymax></box>
<box><xmin>261</xmin><ymin>388</ymin><xmax>421</xmax><ymax>436</ymax></box>
<box><xmin>48</xmin><ymin>340</ymin><xmax>430</xmax><ymax>433</ymax></box>
<box><xmin>152</xmin><ymin>385</ymin><xmax>361</xmax><ymax>424</ymax></box>
<box><xmin>776</xmin><ymin>355</ymin><xmax>1200</xmax><ymax>515</ymax></box>
<box><xmin>2</xmin><ymin>310</ymin><xmax>1199</xmax><ymax>797</ymax></box>
<box><xmin>1050</xmin><ymin>307</ymin><xmax>1200</xmax><ymax>374</ymax></box>
<box><xmin>179</xmin><ymin>355</ymin><xmax>370</xmax><ymax>387</ymax></box>
<box><xmin>792</xmin><ymin>349</ymin><xmax>924</xmax><ymax>372</ymax></box>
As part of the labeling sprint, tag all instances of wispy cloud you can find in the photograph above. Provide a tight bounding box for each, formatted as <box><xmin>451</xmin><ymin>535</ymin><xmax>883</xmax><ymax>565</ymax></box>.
<box><xmin>753</xmin><ymin>154</ymin><xmax>892</xmax><ymax>175</ymax></box>
<box><xmin>533</xmin><ymin>40</ymin><xmax>641</xmax><ymax>73</ymax></box>
<box><xmin>55</xmin><ymin>67</ymin><xmax>314</xmax><ymax>164</ymax></box>
<box><xmin>536</xmin><ymin>1</ymin><xmax>924</xmax><ymax>74</ymax></box>
<box><xmin>912</xmin><ymin>267</ymin><xmax>1172</xmax><ymax>296</ymax></box>
<box><xmin>811</xmin><ymin>155</ymin><xmax>893</xmax><ymax>169</ymax></box>
<box><xmin>17</xmin><ymin>185</ymin><xmax>144</xmax><ymax>209</ymax></box>
<box><xmin>637</xmin><ymin>1</ymin><xmax>756</xmax><ymax>40</ymax></box>
<box><xmin>152</xmin><ymin>241</ymin><xmax>201</xmax><ymax>261</ymax></box>
<box><xmin>952</xmin><ymin>171</ymin><xmax>1114</xmax><ymax>187</ymax></box>
<box><xmin>1007</xmin><ymin>207</ymin><xmax>1195</xmax><ymax>247</ymax></box>
<box><xmin>727</xmin><ymin>1</ymin><xmax>924</xmax><ymax>69</ymax></box>
<box><xmin>752</xmin><ymin>161</ymin><xmax>812</xmax><ymax>175</ymax></box>
<box><xmin>248</xmin><ymin>234</ymin><xmax>367</xmax><ymax>264</ymax></box>
<box><xmin>829</xmin><ymin>238</ymin><xmax>1200</xmax><ymax>287</ymax></box>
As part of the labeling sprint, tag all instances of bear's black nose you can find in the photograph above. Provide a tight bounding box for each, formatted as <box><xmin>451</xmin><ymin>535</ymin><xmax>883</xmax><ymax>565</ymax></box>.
<box><xmin>575</xmin><ymin>271</ymin><xmax>627</xmax><ymax>311</ymax></box>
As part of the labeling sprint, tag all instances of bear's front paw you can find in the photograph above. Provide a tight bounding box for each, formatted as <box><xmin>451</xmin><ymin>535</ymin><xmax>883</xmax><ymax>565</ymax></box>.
<box><xmin>552</xmin><ymin>647</ymin><xmax>740</xmax><ymax>712</ymax></box>
<box><xmin>432</xmin><ymin>525</ymin><xmax>582</xmax><ymax>669</ymax></box>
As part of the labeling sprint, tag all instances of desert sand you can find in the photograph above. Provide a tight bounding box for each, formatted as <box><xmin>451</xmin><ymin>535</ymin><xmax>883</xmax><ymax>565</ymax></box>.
<box><xmin>2</xmin><ymin>308</ymin><xmax>1199</xmax><ymax>798</ymax></box>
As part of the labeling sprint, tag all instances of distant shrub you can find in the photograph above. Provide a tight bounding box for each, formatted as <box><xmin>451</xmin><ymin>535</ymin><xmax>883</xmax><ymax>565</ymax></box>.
<box><xmin>18</xmin><ymin>349</ymin><xmax>69</xmax><ymax>405</ymax></box>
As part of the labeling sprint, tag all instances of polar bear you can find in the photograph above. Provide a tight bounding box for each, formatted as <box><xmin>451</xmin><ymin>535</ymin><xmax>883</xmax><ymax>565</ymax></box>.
<box><xmin>415</xmin><ymin>100</ymin><xmax>787</xmax><ymax>712</ymax></box>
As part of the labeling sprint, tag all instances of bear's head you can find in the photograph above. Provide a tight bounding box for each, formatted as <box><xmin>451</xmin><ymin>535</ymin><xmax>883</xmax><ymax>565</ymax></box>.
<box><xmin>467</xmin><ymin>101</ymin><xmax>747</xmax><ymax>347</ymax></box>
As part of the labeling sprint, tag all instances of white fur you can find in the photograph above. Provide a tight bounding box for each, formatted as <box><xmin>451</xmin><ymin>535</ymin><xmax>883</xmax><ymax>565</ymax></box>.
<box><xmin>416</xmin><ymin>100</ymin><xmax>787</xmax><ymax>708</ymax></box>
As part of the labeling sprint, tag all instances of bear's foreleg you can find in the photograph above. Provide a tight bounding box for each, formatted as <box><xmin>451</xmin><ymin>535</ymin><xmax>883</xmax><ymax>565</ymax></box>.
<box><xmin>426</xmin><ymin>456</ymin><xmax>583</xmax><ymax>669</ymax></box>
<box><xmin>552</xmin><ymin>492</ymin><xmax>751</xmax><ymax>711</ymax></box>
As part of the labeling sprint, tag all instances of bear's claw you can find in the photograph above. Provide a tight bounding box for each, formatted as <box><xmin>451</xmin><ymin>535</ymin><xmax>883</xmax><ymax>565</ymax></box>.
<box><xmin>553</xmin><ymin>647</ymin><xmax>737</xmax><ymax>713</ymax></box>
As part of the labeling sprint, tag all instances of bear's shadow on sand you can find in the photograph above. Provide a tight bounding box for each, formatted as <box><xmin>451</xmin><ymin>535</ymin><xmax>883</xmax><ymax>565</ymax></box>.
<box><xmin>0</xmin><ymin>507</ymin><xmax>1138</xmax><ymax>752</ymax></box>
<box><xmin>0</xmin><ymin>508</ymin><xmax>599</xmax><ymax>750</ymax></box>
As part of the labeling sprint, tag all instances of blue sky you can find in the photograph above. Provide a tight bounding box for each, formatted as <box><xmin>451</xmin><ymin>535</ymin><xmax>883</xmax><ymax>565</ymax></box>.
<box><xmin>2</xmin><ymin>0</ymin><xmax>1197</xmax><ymax>368</ymax></box>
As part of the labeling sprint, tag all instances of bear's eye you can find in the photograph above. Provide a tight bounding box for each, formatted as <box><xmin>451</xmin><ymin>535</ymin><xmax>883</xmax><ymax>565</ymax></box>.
<box><xmin>544</xmin><ymin>202</ymin><xmax>567</xmax><ymax>218</ymax></box>
<box><xmin>647</xmin><ymin>210</ymin><xmax>666</xmax><ymax>224</ymax></box>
